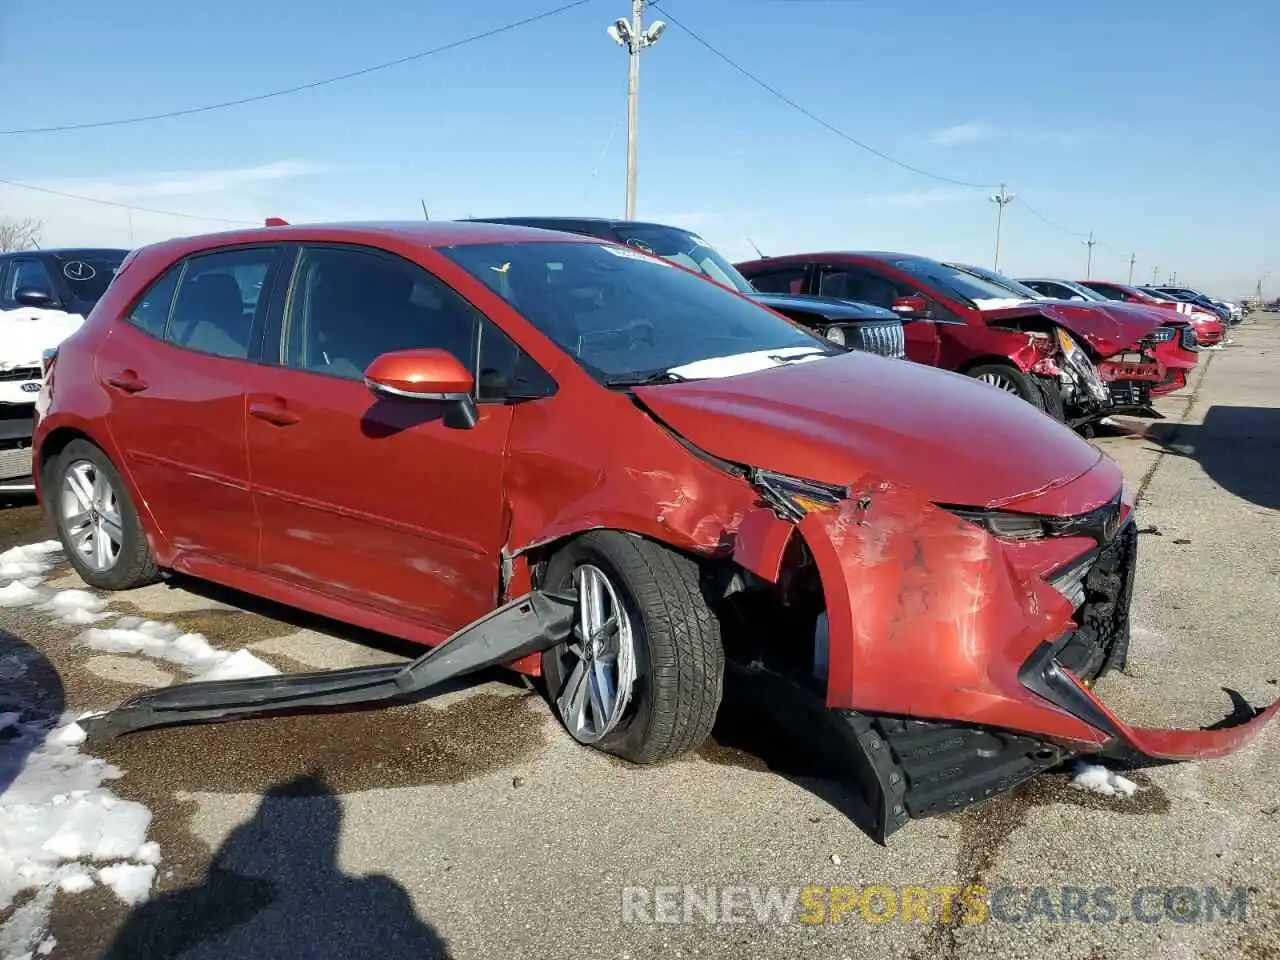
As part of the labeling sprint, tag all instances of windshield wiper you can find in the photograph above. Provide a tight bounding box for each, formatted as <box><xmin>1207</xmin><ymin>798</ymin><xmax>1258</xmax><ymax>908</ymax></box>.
<box><xmin>601</xmin><ymin>369</ymin><xmax>688</xmax><ymax>389</ymax></box>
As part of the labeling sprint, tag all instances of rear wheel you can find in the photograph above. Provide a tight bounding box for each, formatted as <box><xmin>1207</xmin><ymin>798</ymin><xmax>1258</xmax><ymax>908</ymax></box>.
<box><xmin>541</xmin><ymin>531</ymin><xmax>724</xmax><ymax>765</ymax></box>
<box><xmin>52</xmin><ymin>440</ymin><xmax>159</xmax><ymax>591</ymax></box>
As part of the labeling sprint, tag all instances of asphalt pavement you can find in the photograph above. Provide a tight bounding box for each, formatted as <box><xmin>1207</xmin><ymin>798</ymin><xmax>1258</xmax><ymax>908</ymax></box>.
<box><xmin>2</xmin><ymin>318</ymin><xmax>1278</xmax><ymax>960</ymax></box>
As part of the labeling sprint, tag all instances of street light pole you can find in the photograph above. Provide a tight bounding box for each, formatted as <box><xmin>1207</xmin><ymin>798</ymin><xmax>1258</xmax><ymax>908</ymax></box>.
<box><xmin>1127</xmin><ymin>253</ymin><xmax>1136</xmax><ymax>285</ymax></box>
<box><xmin>989</xmin><ymin>184</ymin><xmax>1015</xmax><ymax>271</ymax></box>
<box><xmin>608</xmin><ymin>1</ymin><xmax>665</xmax><ymax>219</ymax></box>
<box><xmin>1083</xmin><ymin>231</ymin><xmax>1097</xmax><ymax>279</ymax></box>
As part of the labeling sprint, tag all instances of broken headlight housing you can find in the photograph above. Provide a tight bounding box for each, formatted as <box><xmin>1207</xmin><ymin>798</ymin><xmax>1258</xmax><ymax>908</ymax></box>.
<box><xmin>750</xmin><ymin>469</ymin><xmax>850</xmax><ymax>523</ymax></box>
<box><xmin>1054</xmin><ymin>327</ymin><xmax>1109</xmax><ymax>403</ymax></box>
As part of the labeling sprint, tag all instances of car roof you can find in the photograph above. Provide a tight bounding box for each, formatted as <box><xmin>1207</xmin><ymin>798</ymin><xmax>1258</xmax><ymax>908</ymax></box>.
<box><xmin>752</xmin><ymin>291</ymin><xmax>897</xmax><ymax>319</ymax></box>
<box><xmin>466</xmin><ymin>216</ymin><xmax>699</xmax><ymax>232</ymax></box>
<box><xmin>134</xmin><ymin>220</ymin><xmax>598</xmax><ymax>261</ymax></box>
<box><xmin>0</xmin><ymin>247</ymin><xmax>130</xmax><ymax>259</ymax></box>
<box><xmin>736</xmin><ymin>251</ymin><xmax>925</xmax><ymax>268</ymax></box>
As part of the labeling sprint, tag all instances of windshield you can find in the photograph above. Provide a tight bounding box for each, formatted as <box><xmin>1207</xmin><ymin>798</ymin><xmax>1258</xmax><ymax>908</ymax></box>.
<box><xmin>1053</xmin><ymin>280</ymin><xmax>1108</xmax><ymax>302</ymax></box>
<box><xmin>611</xmin><ymin>224</ymin><xmax>755</xmax><ymax>295</ymax></box>
<box><xmin>441</xmin><ymin>241</ymin><xmax>832</xmax><ymax>383</ymax></box>
<box><xmin>888</xmin><ymin>257</ymin><xmax>1029</xmax><ymax>307</ymax></box>
<box><xmin>946</xmin><ymin>263</ymin><xmax>1046</xmax><ymax>301</ymax></box>
<box><xmin>53</xmin><ymin>252</ymin><xmax>125</xmax><ymax>306</ymax></box>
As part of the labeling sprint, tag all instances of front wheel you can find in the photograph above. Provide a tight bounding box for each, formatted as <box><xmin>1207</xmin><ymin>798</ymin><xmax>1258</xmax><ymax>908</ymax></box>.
<box><xmin>966</xmin><ymin>363</ymin><xmax>1063</xmax><ymax>420</ymax></box>
<box><xmin>541</xmin><ymin>531</ymin><xmax>724</xmax><ymax>765</ymax></box>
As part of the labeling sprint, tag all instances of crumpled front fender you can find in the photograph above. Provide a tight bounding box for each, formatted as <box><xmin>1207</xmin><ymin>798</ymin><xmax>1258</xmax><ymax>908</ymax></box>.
<box><xmin>796</xmin><ymin>479</ymin><xmax>1277</xmax><ymax>758</ymax></box>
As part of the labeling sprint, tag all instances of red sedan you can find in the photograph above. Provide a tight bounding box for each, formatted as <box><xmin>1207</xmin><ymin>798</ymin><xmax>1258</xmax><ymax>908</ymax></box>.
<box><xmin>1080</xmin><ymin>280</ymin><xmax>1226</xmax><ymax>347</ymax></box>
<box><xmin>33</xmin><ymin>222</ymin><xmax>1274</xmax><ymax>839</ymax></box>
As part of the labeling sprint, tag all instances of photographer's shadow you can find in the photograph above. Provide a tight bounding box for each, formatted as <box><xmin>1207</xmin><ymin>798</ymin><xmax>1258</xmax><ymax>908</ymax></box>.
<box><xmin>105</xmin><ymin>773</ymin><xmax>451</xmax><ymax>960</ymax></box>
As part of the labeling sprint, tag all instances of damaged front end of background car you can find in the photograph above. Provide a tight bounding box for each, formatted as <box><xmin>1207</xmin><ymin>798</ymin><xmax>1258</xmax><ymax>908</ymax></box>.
<box><xmin>990</xmin><ymin>320</ymin><xmax>1166</xmax><ymax>428</ymax></box>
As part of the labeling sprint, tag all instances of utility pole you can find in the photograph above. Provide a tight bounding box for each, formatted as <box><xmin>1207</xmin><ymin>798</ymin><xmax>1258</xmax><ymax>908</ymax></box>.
<box><xmin>1152</xmin><ymin>266</ymin><xmax>1160</xmax><ymax>285</ymax></box>
<box><xmin>608</xmin><ymin>2</ymin><xmax>666</xmax><ymax>219</ymax></box>
<box><xmin>1127</xmin><ymin>253</ymin><xmax>1136</xmax><ymax>285</ymax></box>
<box><xmin>989</xmin><ymin>184</ymin><xmax>1015</xmax><ymax>271</ymax></box>
<box><xmin>1083</xmin><ymin>231</ymin><xmax>1097</xmax><ymax>279</ymax></box>
<box><xmin>420</xmin><ymin>199</ymin><xmax>431</xmax><ymax>221</ymax></box>
<box><xmin>1170</xmin><ymin>271</ymin><xmax>1178</xmax><ymax>285</ymax></box>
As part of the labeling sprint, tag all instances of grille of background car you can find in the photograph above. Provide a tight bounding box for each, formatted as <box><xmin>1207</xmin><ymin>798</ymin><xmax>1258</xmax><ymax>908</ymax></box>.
<box><xmin>1178</xmin><ymin>324</ymin><xmax>1198</xmax><ymax>351</ymax></box>
<box><xmin>851</xmin><ymin>320</ymin><xmax>907</xmax><ymax>359</ymax></box>
<box><xmin>0</xmin><ymin>366</ymin><xmax>41</xmax><ymax>383</ymax></box>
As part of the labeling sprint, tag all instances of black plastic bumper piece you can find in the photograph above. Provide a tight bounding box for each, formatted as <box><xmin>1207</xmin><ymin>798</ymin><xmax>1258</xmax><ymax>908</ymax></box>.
<box><xmin>82</xmin><ymin>590</ymin><xmax>576</xmax><ymax>742</ymax></box>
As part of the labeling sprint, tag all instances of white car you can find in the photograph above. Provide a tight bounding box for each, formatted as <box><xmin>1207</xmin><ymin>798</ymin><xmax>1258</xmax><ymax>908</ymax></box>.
<box><xmin>1</xmin><ymin>248</ymin><xmax>128</xmax><ymax>491</ymax></box>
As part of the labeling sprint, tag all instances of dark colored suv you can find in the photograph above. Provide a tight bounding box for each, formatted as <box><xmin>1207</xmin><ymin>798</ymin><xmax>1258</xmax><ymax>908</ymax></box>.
<box><xmin>467</xmin><ymin>218</ymin><xmax>906</xmax><ymax>359</ymax></box>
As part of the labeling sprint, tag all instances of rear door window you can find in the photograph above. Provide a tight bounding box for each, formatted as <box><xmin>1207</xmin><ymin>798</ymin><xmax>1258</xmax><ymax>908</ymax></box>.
<box><xmin>166</xmin><ymin>248</ymin><xmax>278</xmax><ymax>360</ymax></box>
<box><xmin>815</xmin><ymin>266</ymin><xmax>909</xmax><ymax>309</ymax></box>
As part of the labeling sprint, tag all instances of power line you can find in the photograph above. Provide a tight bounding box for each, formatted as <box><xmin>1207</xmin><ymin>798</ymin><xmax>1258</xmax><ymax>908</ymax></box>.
<box><xmin>651</xmin><ymin>4</ymin><xmax>996</xmax><ymax>189</ymax></box>
<box><xmin>1016</xmin><ymin>198</ymin><xmax>1089</xmax><ymax>238</ymax></box>
<box><xmin>0</xmin><ymin>0</ymin><xmax>599</xmax><ymax>136</ymax></box>
<box><xmin>0</xmin><ymin>176</ymin><xmax>257</xmax><ymax>224</ymax></box>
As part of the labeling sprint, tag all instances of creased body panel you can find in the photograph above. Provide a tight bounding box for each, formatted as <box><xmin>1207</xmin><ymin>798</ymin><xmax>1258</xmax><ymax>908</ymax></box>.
<box><xmin>800</xmin><ymin>481</ymin><xmax>1277</xmax><ymax>758</ymax></box>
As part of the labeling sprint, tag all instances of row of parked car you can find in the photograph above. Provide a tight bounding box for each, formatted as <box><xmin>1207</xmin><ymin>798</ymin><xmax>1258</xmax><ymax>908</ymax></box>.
<box><xmin>475</xmin><ymin>216</ymin><xmax>1244</xmax><ymax>429</ymax></box>
<box><xmin>22</xmin><ymin>217</ymin><xmax>1273</xmax><ymax>842</ymax></box>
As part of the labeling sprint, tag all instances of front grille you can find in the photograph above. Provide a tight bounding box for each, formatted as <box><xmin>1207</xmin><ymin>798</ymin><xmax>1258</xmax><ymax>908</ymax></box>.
<box><xmin>0</xmin><ymin>445</ymin><xmax>33</xmax><ymax>483</ymax></box>
<box><xmin>1053</xmin><ymin>521</ymin><xmax>1137</xmax><ymax>681</ymax></box>
<box><xmin>1178</xmin><ymin>324</ymin><xmax>1198</xmax><ymax>351</ymax></box>
<box><xmin>1107</xmin><ymin>380</ymin><xmax>1151</xmax><ymax>409</ymax></box>
<box><xmin>0</xmin><ymin>366</ymin><xmax>40</xmax><ymax>383</ymax></box>
<box><xmin>850</xmin><ymin>320</ymin><xmax>906</xmax><ymax>359</ymax></box>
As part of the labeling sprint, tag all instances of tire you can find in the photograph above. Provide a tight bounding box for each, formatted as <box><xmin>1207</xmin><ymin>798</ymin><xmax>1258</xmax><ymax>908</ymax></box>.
<box><xmin>52</xmin><ymin>439</ymin><xmax>160</xmax><ymax>591</ymax></box>
<box><xmin>966</xmin><ymin>363</ymin><xmax>1051</xmax><ymax>415</ymax></box>
<box><xmin>540</xmin><ymin>531</ymin><xmax>724</xmax><ymax>765</ymax></box>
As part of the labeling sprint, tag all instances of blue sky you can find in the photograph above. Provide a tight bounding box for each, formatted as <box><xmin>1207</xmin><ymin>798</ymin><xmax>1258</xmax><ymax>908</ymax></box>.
<box><xmin>1</xmin><ymin>0</ymin><xmax>1275</xmax><ymax>296</ymax></box>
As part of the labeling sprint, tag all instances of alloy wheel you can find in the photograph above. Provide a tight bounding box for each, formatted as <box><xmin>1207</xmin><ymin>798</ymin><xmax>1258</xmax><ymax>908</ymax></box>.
<box><xmin>556</xmin><ymin>564</ymin><xmax>638</xmax><ymax>744</ymax></box>
<box><xmin>976</xmin><ymin>371</ymin><xmax>1022</xmax><ymax>394</ymax></box>
<box><xmin>61</xmin><ymin>460</ymin><xmax>124</xmax><ymax>573</ymax></box>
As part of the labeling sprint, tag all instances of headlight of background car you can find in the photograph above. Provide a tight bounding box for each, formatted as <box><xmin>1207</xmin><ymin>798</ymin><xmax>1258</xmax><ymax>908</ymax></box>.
<box><xmin>1054</xmin><ymin>327</ymin><xmax>1109</xmax><ymax>403</ymax></box>
<box><xmin>824</xmin><ymin>326</ymin><xmax>847</xmax><ymax>346</ymax></box>
<box><xmin>751</xmin><ymin>469</ymin><xmax>849</xmax><ymax>522</ymax></box>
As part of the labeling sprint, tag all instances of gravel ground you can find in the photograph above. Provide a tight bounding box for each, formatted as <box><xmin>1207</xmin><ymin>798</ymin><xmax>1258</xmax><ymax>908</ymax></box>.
<box><xmin>2</xmin><ymin>317</ymin><xmax>1277</xmax><ymax>960</ymax></box>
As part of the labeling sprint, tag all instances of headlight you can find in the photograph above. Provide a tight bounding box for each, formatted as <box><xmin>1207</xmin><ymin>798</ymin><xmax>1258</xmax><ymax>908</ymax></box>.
<box><xmin>1151</xmin><ymin>326</ymin><xmax>1176</xmax><ymax>342</ymax></box>
<box><xmin>944</xmin><ymin>506</ymin><xmax>1048</xmax><ymax>541</ymax></box>
<box><xmin>824</xmin><ymin>326</ymin><xmax>847</xmax><ymax>346</ymax></box>
<box><xmin>1053</xmin><ymin>328</ymin><xmax>1109</xmax><ymax>403</ymax></box>
<box><xmin>751</xmin><ymin>469</ymin><xmax>849</xmax><ymax>522</ymax></box>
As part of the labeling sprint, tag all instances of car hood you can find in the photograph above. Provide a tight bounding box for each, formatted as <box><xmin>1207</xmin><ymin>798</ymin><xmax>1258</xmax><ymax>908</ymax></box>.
<box><xmin>981</xmin><ymin>300</ymin><xmax>1163</xmax><ymax>355</ymax></box>
<box><xmin>635</xmin><ymin>351</ymin><xmax>1115</xmax><ymax>513</ymax></box>
<box><xmin>750</xmin><ymin>292</ymin><xmax>900</xmax><ymax>321</ymax></box>
<box><xmin>0</xmin><ymin>308</ymin><xmax>85</xmax><ymax>370</ymax></box>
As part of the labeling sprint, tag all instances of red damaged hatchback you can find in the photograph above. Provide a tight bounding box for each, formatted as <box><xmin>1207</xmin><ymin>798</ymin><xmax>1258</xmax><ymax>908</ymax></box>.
<box><xmin>34</xmin><ymin>222</ymin><xmax>1275</xmax><ymax>841</ymax></box>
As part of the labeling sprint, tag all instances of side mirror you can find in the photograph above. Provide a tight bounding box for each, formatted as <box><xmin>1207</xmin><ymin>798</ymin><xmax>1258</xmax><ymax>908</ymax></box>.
<box><xmin>364</xmin><ymin>348</ymin><xmax>478</xmax><ymax>429</ymax></box>
<box><xmin>891</xmin><ymin>295</ymin><xmax>929</xmax><ymax>320</ymax></box>
<box><xmin>15</xmin><ymin>287</ymin><xmax>57</xmax><ymax>309</ymax></box>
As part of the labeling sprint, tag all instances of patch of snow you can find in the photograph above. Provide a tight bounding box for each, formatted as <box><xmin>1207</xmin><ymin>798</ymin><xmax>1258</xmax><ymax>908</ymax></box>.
<box><xmin>0</xmin><ymin>580</ymin><xmax>45</xmax><ymax>609</ymax></box>
<box><xmin>0</xmin><ymin>542</ymin><xmax>62</xmax><ymax>581</ymax></box>
<box><xmin>37</xmin><ymin>935</ymin><xmax>57</xmax><ymax>955</ymax></box>
<box><xmin>96</xmin><ymin>863</ymin><xmax>156</xmax><ymax>906</ymax></box>
<box><xmin>81</xmin><ymin>619</ymin><xmax>278</xmax><ymax>681</ymax></box>
<box><xmin>40</xmin><ymin>590</ymin><xmax>111</xmax><ymax>626</ymax></box>
<box><xmin>666</xmin><ymin>346</ymin><xmax>827</xmax><ymax>380</ymax></box>
<box><xmin>0</xmin><ymin>715</ymin><xmax>158</xmax><ymax>949</ymax></box>
<box><xmin>1070</xmin><ymin>761</ymin><xmax>1139</xmax><ymax>798</ymax></box>
<box><xmin>195</xmin><ymin>648</ymin><xmax>278</xmax><ymax>682</ymax></box>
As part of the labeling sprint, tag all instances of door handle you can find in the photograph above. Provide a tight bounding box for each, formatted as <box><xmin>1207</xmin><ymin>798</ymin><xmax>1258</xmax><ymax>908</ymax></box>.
<box><xmin>249</xmin><ymin>399</ymin><xmax>301</xmax><ymax>427</ymax></box>
<box><xmin>104</xmin><ymin>371</ymin><xmax>148</xmax><ymax>393</ymax></box>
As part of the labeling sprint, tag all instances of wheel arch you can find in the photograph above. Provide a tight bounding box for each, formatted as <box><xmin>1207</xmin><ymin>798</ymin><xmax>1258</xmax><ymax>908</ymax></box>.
<box><xmin>37</xmin><ymin>424</ymin><xmax>174</xmax><ymax>566</ymax></box>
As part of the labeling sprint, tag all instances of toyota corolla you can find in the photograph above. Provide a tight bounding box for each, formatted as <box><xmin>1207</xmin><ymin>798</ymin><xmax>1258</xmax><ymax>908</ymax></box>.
<box><xmin>34</xmin><ymin>222</ymin><xmax>1275</xmax><ymax>841</ymax></box>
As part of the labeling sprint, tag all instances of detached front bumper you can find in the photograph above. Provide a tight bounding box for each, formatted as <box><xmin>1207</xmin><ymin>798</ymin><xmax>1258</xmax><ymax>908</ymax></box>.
<box><xmin>790</xmin><ymin>486</ymin><xmax>1276</xmax><ymax>837</ymax></box>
